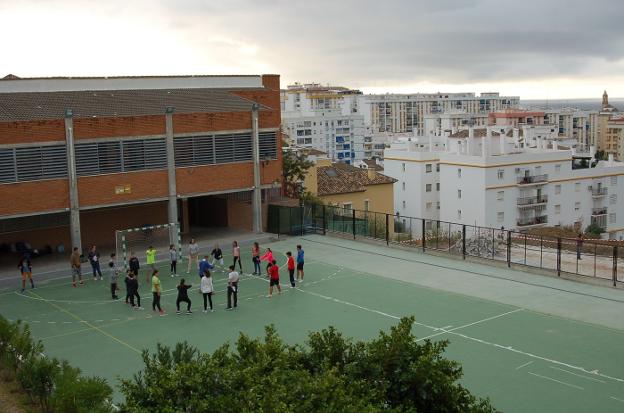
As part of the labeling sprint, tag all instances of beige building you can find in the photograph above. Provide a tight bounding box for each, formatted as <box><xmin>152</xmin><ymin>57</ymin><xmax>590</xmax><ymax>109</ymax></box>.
<box><xmin>597</xmin><ymin>90</ymin><xmax>622</xmax><ymax>159</ymax></box>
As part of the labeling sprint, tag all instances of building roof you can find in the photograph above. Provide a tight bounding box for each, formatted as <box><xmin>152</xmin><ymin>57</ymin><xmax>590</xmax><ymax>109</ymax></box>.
<box><xmin>362</xmin><ymin>159</ymin><xmax>384</xmax><ymax>171</ymax></box>
<box><xmin>317</xmin><ymin>162</ymin><xmax>396</xmax><ymax>196</ymax></box>
<box><xmin>0</xmin><ymin>88</ymin><xmax>269</xmax><ymax>122</ymax></box>
<box><xmin>449</xmin><ymin>129</ymin><xmax>501</xmax><ymax>138</ymax></box>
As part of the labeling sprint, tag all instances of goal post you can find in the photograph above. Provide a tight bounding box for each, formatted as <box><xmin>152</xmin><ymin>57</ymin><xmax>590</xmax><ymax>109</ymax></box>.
<box><xmin>115</xmin><ymin>223</ymin><xmax>182</xmax><ymax>270</ymax></box>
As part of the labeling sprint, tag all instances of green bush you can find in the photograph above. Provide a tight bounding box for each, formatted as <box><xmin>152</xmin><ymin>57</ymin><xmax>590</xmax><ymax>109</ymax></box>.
<box><xmin>120</xmin><ymin>317</ymin><xmax>499</xmax><ymax>412</ymax></box>
<box><xmin>585</xmin><ymin>223</ymin><xmax>604</xmax><ymax>236</ymax></box>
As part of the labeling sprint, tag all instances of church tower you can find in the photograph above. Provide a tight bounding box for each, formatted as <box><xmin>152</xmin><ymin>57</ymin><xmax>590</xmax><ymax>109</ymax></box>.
<box><xmin>602</xmin><ymin>90</ymin><xmax>609</xmax><ymax>109</ymax></box>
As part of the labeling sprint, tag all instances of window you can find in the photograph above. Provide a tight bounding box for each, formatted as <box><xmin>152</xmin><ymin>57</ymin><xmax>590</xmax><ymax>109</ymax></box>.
<box><xmin>436</xmin><ymin>163</ymin><xmax>440</xmax><ymax>172</ymax></box>
<box><xmin>364</xmin><ymin>200</ymin><xmax>370</xmax><ymax>212</ymax></box>
<box><xmin>342</xmin><ymin>203</ymin><xmax>352</xmax><ymax>214</ymax></box>
<box><xmin>402</xmin><ymin>200</ymin><xmax>406</xmax><ymax>209</ymax></box>
<box><xmin>497</xmin><ymin>212</ymin><xmax>504</xmax><ymax>223</ymax></box>
<box><xmin>402</xmin><ymin>163</ymin><xmax>406</xmax><ymax>172</ymax></box>
<box><xmin>555</xmin><ymin>185</ymin><xmax>561</xmax><ymax>195</ymax></box>
<box><xmin>436</xmin><ymin>201</ymin><xmax>440</xmax><ymax>210</ymax></box>
<box><xmin>426</xmin><ymin>202</ymin><xmax>432</xmax><ymax>210</ymax></box>
<box><xmin>436</xmin><ymin>182</ymin><xmax>440</xmax><ymax>191</ymax></box>
<box><xmin>611</xmin><ymin>176</ymin><xmax>618</xmax><ymax>185</ymax></box>
<box><xmin>574</xmin><ymin>202</ymin><xmax>580</xmax><ymax>211</ymax></box>
<box><xmin>402</xmin><ymin>182</ymin><xmax>406</xmax><ymax>191</ymax></box>
<box><xmin>609</xmin><ymin>213</ymin><xmax>616</xmax><ymax>224</ymax></box>
<box><xmin>457</xmin><ymin>189</ymin><xmax>462</xmax><ymax>199</ymax></box>
<box><xmin>575</xmin><ymin>182</ymin><xmax>581</xmax><ymax>192</ymax></box>
<box><xmin>555</xmin><ymin>204</ymin><xmax>561</xmax><ymax>214</ymax></box>
<box><xmin>426</xmin><ymin>184</ymin><xmax>432</xmax><ymax>192</ymax></box>
<box><xmin>497</xmin><ymin>169</ymin><xmax>504</xmax><ymax>180</ymax></box>
<box><xmin>457</xmin><ymin>168</ymin><xmax>462</xmax><ymax>178</ymax></box>
<box><xmin>457</xmin><ymin>210</ymin><xmax>462</xmax><ymax>220</ymax></box>
<box><xmin>426</xmin><ymin>164</ymin><xmax>432</xmax><ymax>173</ymax></box>
<box><xmin>555</xmin><ymin>164</ymin><xmax>561</xmax><ymax>173</ymax></box>
<box><xmin>610</xmin><ymin>194</ymin><xmax>617</xmax><ymax>205</ymax></box>
<box><xmin>497</xmin><ymin>191</ymin><xmax>504</xmax><ymax>201</ymax></box>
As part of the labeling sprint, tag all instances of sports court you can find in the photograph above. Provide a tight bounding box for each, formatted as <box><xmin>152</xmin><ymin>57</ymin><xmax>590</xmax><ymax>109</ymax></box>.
<box><xmin>1</xmin><ymin>234</ymin><xmax>623</xmax><ymax>412</ymax></box>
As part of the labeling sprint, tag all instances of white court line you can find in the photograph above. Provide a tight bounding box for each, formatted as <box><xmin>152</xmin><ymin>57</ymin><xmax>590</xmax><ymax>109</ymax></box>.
<box><xmin>549</xmin><ymin>366</ymin><xmax>606</xmax><ymax>383</ymax></box>
<box><xmin>528</xmin><ymin>372</ymin><xmax>584</xmax><ymax>390</ymax></box>
<box><xmin>515</xmin><ymin>361</ymin><xmax>534</xmax><ymax>370</ymax></box>
<box><xmin>417</xmin><ymin>308</ymin><xmax>524</xmax><ymax>342</ymax></box>
<box><xmin>610</xmin><ymin>396</ymin><xmax>624</xmax><ymax>403</ymax></box>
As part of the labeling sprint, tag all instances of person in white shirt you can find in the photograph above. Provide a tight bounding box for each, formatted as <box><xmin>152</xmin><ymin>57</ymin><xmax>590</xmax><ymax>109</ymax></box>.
<box><xmin>226</xmin><ymin>265</ymin><xmax>239</xmax><ymax>310</ymax></box>
<box><xmin>200</xmin><ymin>270</ymin><xmax>214</xmax><ymax>313</ymax></box>
<box><xmin>186</xmin><ymin>239</ymin><xmax>199</xmax><ymax>274</ymax></box>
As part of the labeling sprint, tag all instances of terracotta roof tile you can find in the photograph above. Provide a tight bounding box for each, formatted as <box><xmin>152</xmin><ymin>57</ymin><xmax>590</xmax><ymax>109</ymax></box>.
<box><xmin>317</xmin><ymin>162</ymin><xmax>396</xmax><ymax>196</ymax></box>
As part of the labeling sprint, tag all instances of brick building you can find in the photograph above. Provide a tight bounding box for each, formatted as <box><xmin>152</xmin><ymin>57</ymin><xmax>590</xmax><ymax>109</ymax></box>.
<box><xmin>0</xmin><ymin>74</ymin><xmax>282</xmax><ymax>253</ymax></box>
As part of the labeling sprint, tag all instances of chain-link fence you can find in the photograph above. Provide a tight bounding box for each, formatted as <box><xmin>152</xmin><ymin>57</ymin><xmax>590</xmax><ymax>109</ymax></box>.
<box><xmin>269</xmin><ymin>203</ymin><xmax>623</xmax><ymax>286</ymax></box>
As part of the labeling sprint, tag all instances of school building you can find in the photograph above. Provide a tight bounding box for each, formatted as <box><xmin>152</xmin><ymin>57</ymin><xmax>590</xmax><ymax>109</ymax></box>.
<box><xmin>0</xmin><ymin>74</ymin><xmax>282</xmax><ymax>255</ymax></box>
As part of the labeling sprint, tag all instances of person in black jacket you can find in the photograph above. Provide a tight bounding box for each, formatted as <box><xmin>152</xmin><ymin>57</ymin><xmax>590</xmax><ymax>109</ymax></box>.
<box><xmin>128</xmin><ymin>251</ymin><xmax>140</xmax><ymax>277</ymax></box>
<box><xmin>88</xmin><ymin>245</ymin><xmax>103</xmax><ymax>281</ymax></box>
<box><xmin>176</xmin><ymin>278</ymin><xmax>192</xmax><ymax>314</ymax></box>
<box><xmin>127</xmin><ymin>271</ymin><xmax>142</xmax><ymax>309</ymax></box>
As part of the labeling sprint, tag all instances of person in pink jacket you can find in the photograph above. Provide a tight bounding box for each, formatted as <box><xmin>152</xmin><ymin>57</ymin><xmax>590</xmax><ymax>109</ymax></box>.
<box><xmin>259</xmin><ymin>248</ymin><xmax>274</xmax><ymax>276</ymax></box>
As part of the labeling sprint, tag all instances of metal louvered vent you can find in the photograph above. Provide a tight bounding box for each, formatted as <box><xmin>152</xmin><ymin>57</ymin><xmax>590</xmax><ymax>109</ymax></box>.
<box><xmin>0</xmin><ymin>149</ymin><xmax>16</xmax><ymax>183</ymax></box>
<box><xmin>75</xmin><ymin>138</ymin><xmax>165</xmax><ymax>176</ymax></box>
<box><xmin>259</xmin><ymin>131</ymin><xmax>278</xmax><ymax>160</ymax></box>
<box><xmin>174</xmin><ymin>132</ymin><xmax>258</xmax><ymax>167</ymax></box>
<box><xmin>14</xmin><ymin>146</ymin><xmax>67</xmax><ymax>182</ymax></box>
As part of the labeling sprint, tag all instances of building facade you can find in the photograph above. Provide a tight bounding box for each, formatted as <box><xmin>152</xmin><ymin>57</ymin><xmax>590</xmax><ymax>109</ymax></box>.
<box><xmin>0</xmin><ymin>74</ymin><xmax>282</xmax><ymax>252</ymax></box>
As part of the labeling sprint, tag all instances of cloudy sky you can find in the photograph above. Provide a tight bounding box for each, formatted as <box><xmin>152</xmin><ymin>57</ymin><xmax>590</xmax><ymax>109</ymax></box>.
<box><xmin>2</xmin><ymin>0</ymin><xmax>623</xmax><ymax>99</ymax></box>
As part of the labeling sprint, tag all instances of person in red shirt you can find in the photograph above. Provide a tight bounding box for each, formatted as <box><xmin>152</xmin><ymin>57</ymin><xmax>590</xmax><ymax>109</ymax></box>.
<box><xmin>286</xmin><ymin>251</ymin><xmax>296</xmax><ymax>288</ymax></box>
<box><xmin>267</xmin><ymin>260</ymin><xmax>282</xmax><ymax>298</ymax></box>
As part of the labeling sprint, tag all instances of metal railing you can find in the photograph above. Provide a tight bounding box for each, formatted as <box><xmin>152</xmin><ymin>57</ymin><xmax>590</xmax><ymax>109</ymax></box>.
<box><xmin>517</xmin><ymin>195</ymin><xmax>548</xmax><ymax>206</ymax></box>
<box><xmin>592</xmin><ymin>207</ymin><xmax>608</xmax><ymax>216</ymax></box>
<box><xmin>591</xmin><ymin>187</ymin><xmax>608</xmax><ymax>197</ymax></box>
<box><xmin>517</xmin><ymin>215</ymin><xmax>548</xmax><ymax>226</ymax></box>
<box><xmin>269</xmin><ymin>203</ymin><xmax>623</xmax><ymax>286</ymax></box>
<box><xmin>517</xmin><ymin>174</ymin><xmax>548</xmax><ymax>185</ymax></box>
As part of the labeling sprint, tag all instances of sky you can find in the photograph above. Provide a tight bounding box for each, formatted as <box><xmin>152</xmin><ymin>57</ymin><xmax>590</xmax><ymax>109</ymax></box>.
<box><xmin>1</xmin><ymin>0</ymin><xmax>624</xmax><ymax>99</ymax></box>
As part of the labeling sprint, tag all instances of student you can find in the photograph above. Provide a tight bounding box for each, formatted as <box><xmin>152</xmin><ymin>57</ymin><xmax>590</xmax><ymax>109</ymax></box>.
<box><xmin>146</xmin><ymin>246</ymin><xmax>157</xmax><ymax>282</ymax></box>
<box><xmin>226</xmin><ymin>265</ymin><xmax>239</xmax><ymax>310</ymax></box>
<box><xmin>296</xmin><ymin>245</ymin><xmax>305</xmax><ymax>282</ymax></box>
<box><xmin>286</xmin><ymin>251</ymin><xmax>296</xmax><ymax>288</ymax></box>
<box><xmin>200</xmin><ymin>270</ymin><xmax>214</xmax><ymax>313</ymax></box>
<box><xmin>251</xmin><ymin>242</ymin><xmax>261</xmax><ymax>275</ymax></box>
<box><xmin>108</xmin><ymin>253</ymin><xmax>120</xmax><ymax>300</ymax></box>
<box><xmin>169</xmin><ymin>244</ymin><xmax>178</xmax><ymax>277</ymax></box>
<box><xmin>127</xmin><ymin>271</ymin><xmax>142</xmax><ymax>309</ymax></box>
<box><xmin>260</xmin><ymin>248</ymin><xmax>274</xmax><ymax>275</ymax></box>
<box><xmin>151</xmin><ymin>270</ymin><xmax>164</xmax><ymax>316</ymax></box>
<box><xmin>210</xmin><ymin>244</ymin><xmax>224</xmax><ymax>267</ymax></box>
<box><xmin>232</xmin><ymin>241</ymin><xmax>242</xmax><ymax>273</ymax></box>
<box><xmin>88</xmin><ymin>245</ymin><xmax>103</xmax><ymax>281</ymax></box>
<box><xmin>198</xmin><ymin>256</ymin><xmax>214</xmax><ymax>281</ymax></box>
<box><xmin>187</xmin><ymin>239</ymin><xmax>200</xmax><ymax>274</ymax></box>
<box><xmin>129</xmin><ymin>251</ymin><xmax>140</xmax><ymax>277</ymax></box>
<box><xmin>176</xmin><ymin>278</ymin><xmax>192</xmax><ymax>314</ymax></box>
<box><xmin>18</xmin><ymin>254</ymin><xmax>35</xmax><ymax>293</ymax></box>
<box><xmin>70</xmin><ymin>247</ymin><xmax>84</xmax><ymax>288</ymax></box>
<box><xmin>124</xmin><ymin>270</ymin><xmax>132</xmax><ymax>304</ymax></box>
<box><xmin>267</xmin><ymin>260</ymin><xmax>282</xmax><ymax>298</ymax></box>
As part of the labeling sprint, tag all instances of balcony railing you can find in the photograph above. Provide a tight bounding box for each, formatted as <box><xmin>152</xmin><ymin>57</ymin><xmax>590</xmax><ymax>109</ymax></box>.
<box><xmin>517</xmin><ymin>195</ymin><xmax>548</xmax><ymax>206</ymax></box>
<box><xmin>517</xmin><ymin>174</ymin><xmax>549</xmax><ymax>185</ymax></box>
<box><xmin>591</xmin><ymin>187</ymin><xmax>608</xmax><ymax>197</ymax></box>
<box><xmin>517</xmin><ymin>215</ymin><xmax>548</xmax><ymax>227</ymax></box>
<box><xmin>592</xmin><ymin>207</ymin><xmax>608</xmax><ymax>216</ymax></box>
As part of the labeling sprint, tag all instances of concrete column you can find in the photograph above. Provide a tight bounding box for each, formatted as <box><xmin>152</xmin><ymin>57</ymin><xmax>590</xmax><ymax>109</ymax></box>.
<box><xmin>165</xmin><ymin>108</ymin><xmax>178</xmax><ymax>245</ymax></box>
<box><xmin>251</xmin><ymin>104</ymin><xmax>262</xmax><ymax>233</ymax></box>
<box><xmin>64</xmin><ymin>110</ymin><xmax>82</xmax><ymax>252</ymax></box>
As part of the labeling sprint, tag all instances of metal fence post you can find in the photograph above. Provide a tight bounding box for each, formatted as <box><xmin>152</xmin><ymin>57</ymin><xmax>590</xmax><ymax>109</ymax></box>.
<box><xmin>556</xmin><ymin>237</ymin><xmax>562</xmax><ymax>276</ymax></box>
<box><xmin>385</xmin><ymin>213</ymin><xmax>389</xmax><ymax>246</ymax></box>
<box><xmin>506</xmin><ymin>231</ymin><xmax>511</xmax><ymax>268</ymax></box>
<box><xmin>352</xmin><ymin>209</ymin><xmax>356</xmax><ymax>239</ymax></box>
<box><xmin>462</xmin><ymin>225</ymin><xmax>466</xmax><ymax>259</ymax></box>
<box><xmin>422</xmin><ymin>219</ymin><xmax>426</xmax><ymax>252</ymax></box>
<box><xmin>613</xmin><ymin>246</ymin><xmax>618</xmax><ymax>287</ymax></box>
<box><xmin>322</xmin><ymin>204</ymin><xmax>326</xmax><ymax>236</ymax></box>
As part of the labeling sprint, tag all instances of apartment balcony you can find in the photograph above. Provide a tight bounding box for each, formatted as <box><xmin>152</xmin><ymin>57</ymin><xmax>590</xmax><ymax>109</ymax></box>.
<box><xmin>590</xmin><ymin>187</ymin><xmax>608</xmax><ymax>197</ymax></box>
<box><xmin>516</xmin><ymin>174</ymin><xmax>548</xmax><ymax>186</ymax></box>
<box><xmin>517</xmin><ymin>195</ymin><xmax>548</xmax><ymax>208</ymax></box>
<box><xmin>592</xmin><ymin>207</ymin><xmax>608</xmax><ymax>216</ymax></box>
<box><xmin>517</xmin><ymin>215</ymin><xmax>548</xmax><ymax>227</ymax></box>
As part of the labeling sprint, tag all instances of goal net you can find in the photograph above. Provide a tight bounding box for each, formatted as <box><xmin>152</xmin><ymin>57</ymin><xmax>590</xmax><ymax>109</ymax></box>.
<box><xmin>115</xmin><ymin>223</ymin><xmax>181</xmax><ymax>270</ymax></box>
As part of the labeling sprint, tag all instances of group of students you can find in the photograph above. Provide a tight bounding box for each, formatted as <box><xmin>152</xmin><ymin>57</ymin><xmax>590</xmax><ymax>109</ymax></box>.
<box><xmin>63</xmin><ymin>238</ymin><xmax>305</xmax><ymax>317</ymax></box>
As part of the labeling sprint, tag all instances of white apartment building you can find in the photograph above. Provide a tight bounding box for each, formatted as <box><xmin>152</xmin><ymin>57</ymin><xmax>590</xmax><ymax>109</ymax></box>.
<box><xmin>542</xmin><ymin>109</ymin><xmax>598</xmax><ymax>149</ymax></box>
<box><xmin>365</xmin><ymin>92</ymin><xmax>519</xmax><ymax>136</ymax></box>
<box><xmin>384</xmin><ymin>127</ymin><xmax>624</xmax><ymax>239</ymax></box>
<box><xmin>423</xmin><ymin>110</ymin><xmax>489</xmax><ymax>137</ymax></box>
<box><xmin>281</xmin><ymin>83</ymin><xmax>366</xmax><ymax>164</ymax></box>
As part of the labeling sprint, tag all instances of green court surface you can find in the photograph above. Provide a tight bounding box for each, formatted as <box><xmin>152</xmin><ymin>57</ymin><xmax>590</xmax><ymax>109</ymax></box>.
<box><xmin>1</xmin><ymin>234</ymin><xmax>623</xmax><ymax>412</ymax></box>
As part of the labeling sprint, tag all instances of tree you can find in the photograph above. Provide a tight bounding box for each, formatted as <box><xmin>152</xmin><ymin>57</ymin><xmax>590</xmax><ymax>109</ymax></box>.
<box><xmin>282</xmin><ymin>150</ymin><xmax>314</xmax><ymax>198</ymax></box>
<box><xmin>585</xmin><ymin>222</ymin><xmax>604</xmax><ymax>236</ymax></box>
<box><xmin>120</xmin><ymin>317</ymin><xmax>499</xmax><ymax>412</ymax></box>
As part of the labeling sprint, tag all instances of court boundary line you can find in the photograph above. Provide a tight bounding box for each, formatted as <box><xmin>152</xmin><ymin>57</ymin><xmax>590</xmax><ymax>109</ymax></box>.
<box><xmin>299</xmin><ymin>237</ymin><xmax>624</xmax><ymax>304</ymax></box>
<box><xmin>416</xmin><ymin>308</ymin><xmax>524</xmax><ymax>341</ymax></box>
<box><xmin>527</xmin><ymin>371</ymin><xmax>584</xmax><ymax>390</ymax></box>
